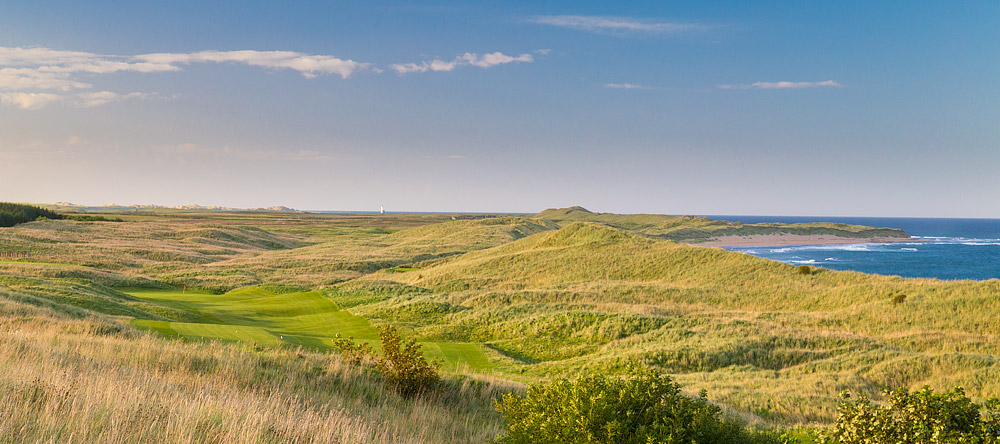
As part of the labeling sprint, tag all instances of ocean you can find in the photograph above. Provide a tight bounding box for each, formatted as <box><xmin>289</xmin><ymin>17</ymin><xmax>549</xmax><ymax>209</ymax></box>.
<box><xmin>710</xmin><ymin>216</ymin><xmax>1000</xmax><ymax>281</ymax></box>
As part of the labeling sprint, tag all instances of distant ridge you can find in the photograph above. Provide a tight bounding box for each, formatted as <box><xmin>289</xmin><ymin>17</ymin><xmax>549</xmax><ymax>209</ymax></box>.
<box><xmin>533</xmin><ymin>206</ymin><xmax>910</xmax><ymax>242</ymax></box>
<box><xmin>47</xmin><ymin>203</ymin><xmax>299</xmax><ymax>212</ymax></box>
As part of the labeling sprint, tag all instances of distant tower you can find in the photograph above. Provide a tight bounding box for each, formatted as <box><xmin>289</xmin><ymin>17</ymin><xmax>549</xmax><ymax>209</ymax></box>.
<box><xmin>380</xmin><ymin>205</ymin><xmax>385</xmax><ymax>215</ymax></box>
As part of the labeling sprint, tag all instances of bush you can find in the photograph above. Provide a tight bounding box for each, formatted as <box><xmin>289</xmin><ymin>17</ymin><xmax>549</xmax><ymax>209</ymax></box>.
<box><xmin>332</xmin><ymin>325</ymin><xmax>440</xmax><ymax>397</ymax></box>
<box><xmin>820</xmin><ymin>386</ymin><xmax>1000</xmax><ymax>444</ymax></box>
<box><xmin>891</xmin><ymin>292</ymin><xmax>907</xmax><ymax>305</ymax></box>
<box><xmin>495</xmin><ymin>365</ymin><xmax>791</xmax><ymax>444</ymax></box>
<box><xmin>795</xmin><ymin>265</ymin><xmax>813</xmax><ymax>275</ymax></box>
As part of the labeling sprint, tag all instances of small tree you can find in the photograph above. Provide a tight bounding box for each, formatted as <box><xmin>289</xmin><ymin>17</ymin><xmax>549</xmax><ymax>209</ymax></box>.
<box><xmin>820</xmin><ymin>386</ymin><xmax>1000</xmax><ymax>444</ymax></box>
<box><xmin>332</xmin><ymin>325</ymin><xmax>440</xmax><ymax>397</ymax></box>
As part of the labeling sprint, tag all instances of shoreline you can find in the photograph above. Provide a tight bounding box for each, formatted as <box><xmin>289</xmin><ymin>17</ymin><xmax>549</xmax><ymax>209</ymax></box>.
<box><xmin>687</xmin><ymin>234</ymin><xmax>915</xmax><ymax>248</ymax></box>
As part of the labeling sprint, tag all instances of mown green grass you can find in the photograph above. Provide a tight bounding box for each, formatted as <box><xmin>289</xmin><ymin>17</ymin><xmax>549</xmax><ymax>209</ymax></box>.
<box><xmin>128</xmin><ymin>288</ymin><xmax>495</xmax><ymax>372</ymax></box>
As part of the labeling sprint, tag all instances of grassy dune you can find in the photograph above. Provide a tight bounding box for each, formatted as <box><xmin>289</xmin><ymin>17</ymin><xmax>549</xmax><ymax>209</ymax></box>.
<box><xmin>369</xmin><ymin>223</ymin><xmax>1000</xmax><ymax>424</ymax></box>
<box><xmin>1</xmin><ymin>210</ymin><xmax>997</xmax><ymax>439</ymax></box>
<box><xmin>535</xmin><ymin>206</ymin><xmax>910</xmax><ymax>241</ymax></box>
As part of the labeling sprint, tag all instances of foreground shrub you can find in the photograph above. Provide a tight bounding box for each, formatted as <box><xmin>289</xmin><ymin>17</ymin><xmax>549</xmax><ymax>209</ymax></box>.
<box><xmin>795</xmin><ymin>265</ymin><xmax>813</xmax><ymax>275</ymax></box>
<box><xmin>333</xmin><ymin>325</ymin><xmax>440</xmax><ymax>397</ymax></box>
<box><xmin>820</xmin><ymin>386</ymin><xmax>1000</xmax><ymax>444</ymax></box>
<box><xmin>495</xmin><ymin>365</ymin><xmax>791</xmax><ymax>444</ymax></box>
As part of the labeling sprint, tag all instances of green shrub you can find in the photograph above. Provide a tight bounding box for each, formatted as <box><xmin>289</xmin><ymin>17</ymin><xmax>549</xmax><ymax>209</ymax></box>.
<box><xmin>495</xmin><ymin>365</ymin><xmax>791</xmax><ymax>444</ymax></box>
<box><xmin>795</xmin><ymin>265</ymin><xmax>813</xmax><ymax>275</ymax></box>
<box><xmin>332</xmin><ymin>325</ymin><xmax>440</xmax><ymax>397</ymax></box>
<box><xmin>891</xmin><ymin>292</ymin><xmax>907</xmax><ymax>305</ymax></box>
<box><xmin>820</xmin><ymin>386</ymin><xmax>1000</xmax><ymax>444</ymax></box>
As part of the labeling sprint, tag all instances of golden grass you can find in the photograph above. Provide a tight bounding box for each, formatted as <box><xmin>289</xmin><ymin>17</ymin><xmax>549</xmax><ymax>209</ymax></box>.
<box><xmin>3</xmin><ymin>213</ymin><xmax>999</xmax><ymax>434</ymax></box>
<box><xmin>0</xmin><ymin>293</ymin><xmax>511</xmax><ymax>443</ymax></box>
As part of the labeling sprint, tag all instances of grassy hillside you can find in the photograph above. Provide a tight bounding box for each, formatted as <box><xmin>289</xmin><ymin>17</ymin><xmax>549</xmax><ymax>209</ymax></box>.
<box><xmin>368</xmin><ymin>222</ymin><xmax>1000</xmax><ymax>424</ymax></box>
<box><xmin>2</xmin><ymin>210</ymin><xmax>996</xmax><ymax>439</ymax></box>
<box><xmin>535</xmin><ymin>206</ymin><xmax>910</xmax><ymax>241</ymax></box>
<box><xmin>0</xmin><ymin>284</ymin><xmax>510</xmax><ymax>443</ymax></box>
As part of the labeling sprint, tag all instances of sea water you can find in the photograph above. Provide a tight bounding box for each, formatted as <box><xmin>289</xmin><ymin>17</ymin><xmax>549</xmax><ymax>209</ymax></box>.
<box><xmin>710</xmin><ymin>216</ymin><xmax>1000</xmax><ymax>281</ymax></box>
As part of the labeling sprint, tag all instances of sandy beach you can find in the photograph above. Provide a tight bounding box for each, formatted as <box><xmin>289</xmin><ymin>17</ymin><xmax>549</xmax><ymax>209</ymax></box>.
<box><xmin>689</xmin><ymin>234</ymin><xmax>915</xmax><ymax>248</ymax></box>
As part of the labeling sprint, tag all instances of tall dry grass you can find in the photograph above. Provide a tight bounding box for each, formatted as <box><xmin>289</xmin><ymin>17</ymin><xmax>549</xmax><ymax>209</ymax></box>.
<box><xmin>0</xmin><ymin>294</ymin><xmax>512</xmax><ymax>443</ymax></box>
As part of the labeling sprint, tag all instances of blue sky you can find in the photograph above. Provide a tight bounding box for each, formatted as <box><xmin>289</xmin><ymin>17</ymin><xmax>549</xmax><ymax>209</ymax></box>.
<box><xmin>1</xmin><ymin>1</ymin><xmax>997</xmax><ymax>216</ymax></box>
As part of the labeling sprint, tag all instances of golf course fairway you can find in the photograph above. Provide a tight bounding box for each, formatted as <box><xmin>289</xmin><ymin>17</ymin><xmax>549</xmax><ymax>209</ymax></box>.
<box><xmin>128</xmin><ymin>288</ymin><xmax>494</xmax><ymax>372</ymax></box>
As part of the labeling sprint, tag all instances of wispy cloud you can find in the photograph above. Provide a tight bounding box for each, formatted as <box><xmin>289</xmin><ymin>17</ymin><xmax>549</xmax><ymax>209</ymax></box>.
<box><xmin>0</xmin><ymin>90</ymin><xmax>148</xmax><ymax>109</ymax></box>
<box><xmin>0</xmin><ymin>46</ymin><xmax>373</xmax><ymax>109</ymax></box>
<box><xmin>135</xmin><ymin>50</ymin><xmax>370</xmax><ymax>79</ymax></box>
<box><xmin>2</xmin><ymin>46</ymin><xmax>541</xmax><ymax>109</ymax></box>
<box><xmin>605</xmin><ymin>82</ymin><xmax>654</xmax><ymax>90</ymax></box>
<box><xmin>0</xmin><ymin>92</ymin><xmax>62</xmax><ymax>110</ymax></box>
<box><xmin>529</xmin><ymin>15</ymin><xmax>710</xmax><ymax>35</ymax></box>
<box><xmin>718</xmin><ymin>80</ymin><xmax>843</xmax><ymax>90</ymax></box>
<box><xmin>391</xmin><ymin>51</ymin><xmax>534</xmax><ymax>74</ymax></box>
<box><xmin>74</xmin><ymin>91</ymin><xmax>148</xmax><ymax>107</ymax></box>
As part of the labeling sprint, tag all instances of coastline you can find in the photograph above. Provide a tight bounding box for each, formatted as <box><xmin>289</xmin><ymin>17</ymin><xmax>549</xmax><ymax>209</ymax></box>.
<box><xmin>688</xmin><ymin>234</ymin><xmax>915</xmax><ymax>248</ymax></box>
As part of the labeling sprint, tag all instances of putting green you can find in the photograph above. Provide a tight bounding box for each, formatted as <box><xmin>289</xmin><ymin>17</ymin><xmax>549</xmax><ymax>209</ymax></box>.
<box><xmin>128</xmin><ymin>288</ymin><xmax>493</xmax><ymax>372</ymax></box>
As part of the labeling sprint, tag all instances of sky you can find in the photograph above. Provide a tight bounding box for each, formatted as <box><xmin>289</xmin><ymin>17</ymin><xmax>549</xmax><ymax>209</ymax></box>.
<box><xmin>1</xmin><ymin>1</ymin><xmax>998</xmax><ymax>217</ymax></box>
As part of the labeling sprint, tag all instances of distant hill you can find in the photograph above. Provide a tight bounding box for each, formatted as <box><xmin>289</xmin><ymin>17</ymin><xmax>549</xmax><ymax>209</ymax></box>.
<box><xmin>534</xmin><ymin>206</ymin><xmax>910</xmax><ymax>241</ymax></box>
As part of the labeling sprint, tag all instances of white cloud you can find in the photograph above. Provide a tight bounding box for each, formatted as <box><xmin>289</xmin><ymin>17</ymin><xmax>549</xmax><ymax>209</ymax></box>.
<box><xmin>391</xmin><ymin>51</ymin><xmax>534</xmax><ymax>74</ymax></box>
<box><xmin>718</xmin><ymin>80</ymin><xmax>843</xmax><ymax>90</ymax></box>
<box><xmin>0</xmin><ymin>47</ymin><xmax>106</xmax><ymax>66</ymax></box>
<box><xmin>0</xmin><ymin>90</ymin><xmax>148</xmax><ymax>110</ymax></box>
<box><xmin>0</xmin><ymin>46</ymin><xmax>373</xmax><ymax>109</ymax></box>
<box><xmin>0</xmin><ymin>92</ymin><xmax>62</xmax><ymax>109</ymax></box>
<box><xmin>135</xmin><ymin>50</ymin><xmax>369</xmax><ymax>79</ymax></box>
<box><xmin>74</xmin><ymin>91</ymin><xmax>147</xmax><ymax>108</ymax></box>
<box><xmin>529</xmin><ymin>15</ymin><xmax>709</xmax><ymax>35</ymax></box>
<box><xmin>605</xmin><ymin>83</ymin><xmax>653</xmax><ymax>90</ymax></box>
<box><xmin>1</xmin><ymin>45</ymin><xmax>538</xmax><ymax>109</ymax></box>
<box><xmin>0</xmin><ymin>67</ymin><xmax>91</xmax><ymax>91</ymax></box>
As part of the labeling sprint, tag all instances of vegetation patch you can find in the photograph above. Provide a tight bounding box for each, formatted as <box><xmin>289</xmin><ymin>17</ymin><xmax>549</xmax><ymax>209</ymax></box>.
<box><xmin>820</xmin><ymin>386</ymin><xmax>1000</xmax><ymax>443</ymax></box>
<box><xmin>0</xmin><ymin>203</ymin><xmax>63</xmax><ymax>227</ymax></box>
<box><xmin>496</xmin><ymin>365</ymin><xmax>792</xmax><ymax>444</ymax></box>
<box><xmin>333</xmin><ymin>325</ymin><xmax>441</xmax><ymax>397</ymax></box>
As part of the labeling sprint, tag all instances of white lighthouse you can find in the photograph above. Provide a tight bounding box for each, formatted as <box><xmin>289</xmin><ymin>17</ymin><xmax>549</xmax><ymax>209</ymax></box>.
<box><xmin>380</xmin><ymin>205</ymin><xmax>385</xmax><ymax>215</ymax></box>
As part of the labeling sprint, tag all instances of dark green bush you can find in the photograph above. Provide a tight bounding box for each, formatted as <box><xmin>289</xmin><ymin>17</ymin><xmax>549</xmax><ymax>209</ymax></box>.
<box><xmin>332</xmin><ymin>325</ymin><xmax>440</xmax><ymax>397</ymax></box>
<box><xmin>795</xmin><ymin>265</ymin><xmax>813</xmax><ymax>275</ymax></box>
<box><xmin>891</xmin><ymin>292</ymin><xmax>907</xmax><ymax>305</ymax></box>
<box><xmin>820</xmin><ymin>386</ymin><xmax>1000</xmax><ymax>444</ymax></box>
<box><xmin>495</xmin><ymin>365</ymin><xmax>792</xmax><ymax>444</ymax></box>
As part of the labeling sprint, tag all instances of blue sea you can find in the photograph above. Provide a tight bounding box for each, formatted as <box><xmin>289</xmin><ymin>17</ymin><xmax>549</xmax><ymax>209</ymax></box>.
<box><xmin>709</xmin><ymin>216</ymin><xmax>1000</xmax><ymax>281</ymax></box>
